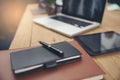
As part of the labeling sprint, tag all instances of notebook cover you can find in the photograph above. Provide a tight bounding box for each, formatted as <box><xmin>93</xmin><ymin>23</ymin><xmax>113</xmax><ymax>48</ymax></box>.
<box><xmin>0</xmin><ymin>41</ymin><xmax>104</xmax><ymax>80</ymax></box>
<box><xmin>10</xmin><ymin>41</ymin><xmax>81</xmax><ymax>74</ymax></box>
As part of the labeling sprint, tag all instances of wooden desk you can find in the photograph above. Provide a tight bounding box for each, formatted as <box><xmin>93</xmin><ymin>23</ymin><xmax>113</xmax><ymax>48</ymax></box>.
<box><xmin>10</xmin><ymin>4</ymin><xmax>120</xmax><ymax>80</ymax></box>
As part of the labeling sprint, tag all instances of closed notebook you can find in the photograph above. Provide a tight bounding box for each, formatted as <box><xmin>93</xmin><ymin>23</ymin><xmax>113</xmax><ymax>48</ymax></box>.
<box><xmin>0</xmin><ymin>41</ymin><xmax>104</xmax><ymax>80</ymax></box>
<box><xmin>10</xmin><ymin>41</ymin><xmax>81</xmax><ymax>74</ymax></box>
<box><xmin>13</xmin><ymin>41</ymin><xmax>104</xmax><ymax>80</ymax></box>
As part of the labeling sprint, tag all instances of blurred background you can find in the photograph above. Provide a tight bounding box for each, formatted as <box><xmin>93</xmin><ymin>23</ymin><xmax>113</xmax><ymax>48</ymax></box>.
<box><xmin>0</xmin><ymin>0</ymin><xmax>119</xmax><ymax>50</ymax></box>
<box><xmin>0</xmin><ymin>0</ymin><xmax>38</xmax><ymax>50</ymax></box>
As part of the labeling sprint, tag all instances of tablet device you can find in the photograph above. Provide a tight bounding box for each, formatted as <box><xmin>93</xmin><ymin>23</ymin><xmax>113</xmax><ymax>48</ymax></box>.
<box><xmin>74</xmin><ymin>31</ymin><xmax>120</xmax><ymax>56</ymax></box>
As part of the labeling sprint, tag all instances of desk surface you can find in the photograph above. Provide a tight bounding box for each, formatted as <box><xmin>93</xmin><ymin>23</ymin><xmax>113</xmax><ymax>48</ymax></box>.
<box><xmin>9</xmin><ymin>4</ymin><xmax>120</xmax><ymax>80</ymax></box>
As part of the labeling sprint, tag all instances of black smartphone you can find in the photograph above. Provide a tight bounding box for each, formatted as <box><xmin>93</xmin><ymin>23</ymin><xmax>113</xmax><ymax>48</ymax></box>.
<box><xmin>74</xmin><ymin>31</ymin><xmax>120</xmax><ymax>56</ymax></box>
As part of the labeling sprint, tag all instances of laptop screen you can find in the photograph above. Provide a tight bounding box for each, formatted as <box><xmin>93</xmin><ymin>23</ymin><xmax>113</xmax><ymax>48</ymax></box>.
<box><xmin>62</xmin><ymin>0</ymin><xmax>106</xmax><ymax>23</ymax></box>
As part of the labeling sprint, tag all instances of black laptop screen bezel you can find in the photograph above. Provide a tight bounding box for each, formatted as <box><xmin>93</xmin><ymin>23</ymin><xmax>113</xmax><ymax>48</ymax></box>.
<box><xmin>62</xmin><ymin>0</ymin><xmax>106</xmax><ymax>23</ymax></box>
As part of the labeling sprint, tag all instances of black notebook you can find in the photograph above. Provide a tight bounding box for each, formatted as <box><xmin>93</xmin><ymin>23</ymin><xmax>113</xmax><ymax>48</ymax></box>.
<box><xmin>10</xmin><ymin>41</ymin><xmax>81</xmax><ymax>74</ymax></box>
<box><xmin>74</xmin><ymin>31</ymin><xmax>120</xmax><ymax>56</ymax></box>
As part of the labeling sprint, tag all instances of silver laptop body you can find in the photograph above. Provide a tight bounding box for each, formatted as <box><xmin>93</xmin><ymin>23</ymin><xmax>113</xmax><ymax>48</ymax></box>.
<box><xmin>33</xmin><ymin>0</ymin><xmax>106</xmax><ymax>37</ymax></box>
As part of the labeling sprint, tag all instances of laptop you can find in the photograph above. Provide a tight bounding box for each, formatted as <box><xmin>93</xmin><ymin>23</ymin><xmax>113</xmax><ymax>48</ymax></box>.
<box><xmin>33</xmin><ymin>0</ymin><xmax>106</xmax><ymax>37</ymax></box>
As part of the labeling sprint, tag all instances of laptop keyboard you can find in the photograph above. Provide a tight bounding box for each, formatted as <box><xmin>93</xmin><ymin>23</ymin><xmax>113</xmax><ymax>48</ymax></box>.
<box><xmin>51</xmin><ymin>16</ymin><xmax>92</xmax><ymax>27</ymax></box>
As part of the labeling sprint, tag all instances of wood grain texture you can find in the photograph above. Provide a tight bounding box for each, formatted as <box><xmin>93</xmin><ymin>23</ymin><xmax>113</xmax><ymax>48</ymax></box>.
<box><xmin>10</xmin><ymin>4</ymin><xmax>120</xmax><ymax>80</ymax></box>
<box><xmin>10</xmin><ymin>5</ymin><xmax>33</xmax><ymax>49</ymax></box>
